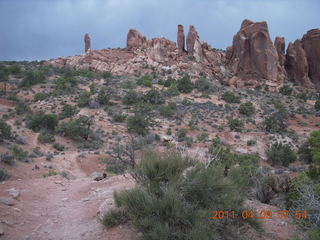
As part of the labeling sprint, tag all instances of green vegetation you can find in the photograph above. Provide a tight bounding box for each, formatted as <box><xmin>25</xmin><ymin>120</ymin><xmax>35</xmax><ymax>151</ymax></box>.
<box><xmin>123</xmin><ymin>90</ymin><xmax>141</xmax><ymax>105</ymax></box>
<box><xmin>159</xmin><ymin>102</ymin><xmax>176</xmax><ymax>118</ymax></box>
<box><xmin>222</xmin><ymin>92</ymin><xmax>241</xmax><ymax>103</ymax></box>
<box><xmin>38</xmin><ymin>130</ymin><xmax>55</xmax><ymax>143</ymax></box>
<box><xmin>101</xmin><ymin>71</ymin><xmax>112</xmax><ymax>79</ymax></box>
<box><xmin>27</xmin><ymin>112</ymin><xmax>58</xmax><ymax>132</ymax></box>
<box><xmin>315</xmin><ymin>100</ymin><xmax>320</xmax><ymax>111</ymax></box>
<box><xmin>77</xmin><ymin>91</ymin><xmax>91</xmax><ymax>107</ymax></box>
<box><xmin>15</xmin><ymin>101</ymin><xmax>30</xmax><ymax>115</ymax></box>
<box><xmin>228</xmin><ymin>118</ymin><xmax>244</xmax><ymax>132</ymax></box>
<box><xmin>96</xmin><ymin>88</ymin><xmax>111</xmax><ymax>105</ymax></box>
<box><xmin>266</xmin><ymin>142</ymin><xmax>297</xmax><ymax>167</ymax></box>
<box><xmin>163</xmin><ymin>77</ymin><xmax>177</xmax><ymax>87</ymax></box>
<box><xmin>59</xmin><ymin>104</ymin><xmax>77</xmax><ymax>119</ymax></box>
<box><xmin>0</xmin><ymin>120</ymin><xmax>11</xmax><ymax>141</ymax></box>
<box><xmin>195</xmin><ymin>77</ymin><xmax>212</xmax><ymax>94</ymax></box>
<box><xmin>20</xmin><ymin>70</ymin><xmax>46</xmax><ymax>87</ymax></box>
<box><xmin>177</xmin><ymin>75</ymin><xmax>194</xmax><ymax>93</ymax></box>
<box><xmin>239</xmin><ymin>102</ymin><xmax>255</xmax><ymax>116</ymax></box>
<box><xmin>279</xmin><ymin>85</ymin><xmax>293</xmax><ymax>96</ymax></box>
<box><xmin>127</xmin><ymin>113</ymin><xmax>153</xmax><ymax>136</ymax></box>
<box><xmin>143</xmin><ymin>89</ymin><xmax>164</xmax><ymax>105</ymax></box>
<box><xmin>34</xmin><ymin>92</ymin><xmax>50</xmax><ymax>102</ymax></box>
<box><xmin>299</xmin><ymin>130</ymin><xmax>320</xmax><ymax>165</ymax></box>
<box><xmin>102</xmin><ymin>150</ymin><xmax>260</xmax><ymax>239</ymax></box>
<box><xmin>0</xmin><ymin>167</ymin><xmax>10</xmax><ymax>182</ymax></box>
<box><xmin>55</xmin><ymin>76</ymin><xmax>77</xmax><ymax>92</ymax></box>
<box><xmin>137</xmin><ymin>75</ymin><xmax>152</xmax><ymax>87</ymax></box>
<box><xmin>264</xmin><ymin>111</ymin><xmax>288</xmax><ymax>134</ymax></box>
<box><xmin>177</xmin><ymin>128</ymin><xmax>188</xmax><ymax>142</ymax></box>
<box><xmin>56</xmin><ymin>116</ymin><xmax>91</xmax><ymax>141</ymax></box>
<box><xmin>11</xmin><ymin>145</ymin><xmax>28</xmax><ymax>162</ymax></box>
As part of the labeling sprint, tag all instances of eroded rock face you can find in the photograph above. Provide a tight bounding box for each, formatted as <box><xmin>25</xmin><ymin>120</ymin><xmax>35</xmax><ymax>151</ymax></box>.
<box><xmin>302</xmin><ymin>29</ymin><xmax>320</xmax><ymax>84</ymax></box>
<box><xmin>186</xmin><ymin>25</ymin><xmax>198</xmax><ymax>55</ymax></box>
<box><xmin>149</xmin><ymin>37</ymin><xmax>176</xmax><ymax>62</ymax></box>
<box><xmin>177</xmin><ymin>24</ymin><xmax>185</xmax><ymax>53</ymax></box>
<box><xmin>285</xmin><ymin>40</ymin><xmax>312</xmax><ymax>86</ymax></box>
<box><xmin>274</xmin><ymin>37</ymin><xmax>285</xmax><ymax>66</ymax></box>
<box><xmin>228</xmin><ymin>19</ymin><xmax>280</xmax><ymax>83</ymax></box>
<box><xmin>84</xmin><ymin>33</ymin><xmax>91</xmax><ymax>53</ymax></box>
<box><xmin>126</xmin><ymin>29</ymin><xmax>148</xmax><ymax>50</ymax></box>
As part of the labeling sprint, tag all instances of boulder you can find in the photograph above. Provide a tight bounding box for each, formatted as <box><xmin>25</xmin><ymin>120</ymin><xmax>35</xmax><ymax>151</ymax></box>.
<box><xmin>285</xmin><ymin>40</ymin><xmax>313</xmax><ymax>87</ymax></box>
<box><xmin>84</xmin><ymin>33</ymin><xmax>91</xmax><ymax>53</ymax></box>
<box><xmin>302</xmin><ymin>29</ymin><xmax>320</xmax><ymax>84</ymax></box>
<box><xmin>90</xmin><ymin>172</ymin><xmax>107</xmax><ymax>181</ymax></box>
<box><xmin>177</xmin><ymin>24</ymin><xmax>185</xmax><ymax>53</ymax></box>
<box><xmin>228</xmin><ymin>19</ymin><xmax>280</xmax><ymax>83</ymax></box>
<box><xmin>126</xmin><ymin>29</ymin><xmax>148</xmax><ymax>50</ymax></box>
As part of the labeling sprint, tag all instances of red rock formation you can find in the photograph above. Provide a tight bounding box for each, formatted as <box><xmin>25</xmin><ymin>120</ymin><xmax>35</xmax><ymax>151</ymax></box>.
<box><xmin>228</xmin><ymin>19</ymin><xmax>280</xmax><ymax>83</ymax></box>
<box><xmin>302</xmin><ymin>29</ymin><xmax>320</xmax><ymax>84</ymax></box>
<box><xmin>84</xmin><ymin>33</ymin><xmax>91</xmax><ymax>53</ymax></box>
<box><xmin>186</xmin><ymin>25</ymin><xmax>198</xmax><ymax>55</ymax></box>
<box><xmin>149</xmin><ymin>37</ymin><xmax>176</xmax><ymax>62</ymax></box>
<box><xmin>285</xmin><ymin>40</ymin><xmax>312</xmax><ymax>86</ymax></box>
<box><xmin>126</xmin><ymin>29</ymin><xmax>148</xmax><ymax>50</ymax></box>
<box><xmin>177</xmin><ymin>25</ymin><xmax>185</xmax><ymax>53</ymax></box>
<box><xmin>274</xmin><ymin>37</ymin><xmax>285</xmax><ymax>66</ymax></box>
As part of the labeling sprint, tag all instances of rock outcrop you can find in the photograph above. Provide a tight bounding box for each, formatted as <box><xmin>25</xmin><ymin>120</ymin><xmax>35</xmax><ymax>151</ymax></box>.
<box><xmin>285</xmin><ymin>40</ymin><xmax>313</xmax><ymax>86</ymax></box>
<box><xmin>84</xmin><ymin>33</ymin><xmax>91</xmax><ymax>53</ymax></box>
<box><xmin>177</xmin><ymin>25</ymin><xmax>185</xmax><ymax>53</ymax></box>
<box><xmin>126</xmin><ymin>29</ymin><xmax>148</xmax><ymax>50</ymax></box>
<box><xmin>301</xmin><ymin>29</ymin><xmax>320</xmax><ymax>84</ymax></box>
<box><xmin>274</xmin><ymin>37</ymin><xmax>285</xmax><ymax>66</ymax></box>
<box><xmin>149</xmin><ymin>37</ymin><xmax>176</xmax><ymax>62</ymax></box>
<box><xmin>186</xmin><ymin>25</ymin><xmax>198</xmax><ymax>55</ymax></box>
<box><xmin>227</xmin><ymin>19</ymin><xmax>280</xmax><ymax>83</ymax></box>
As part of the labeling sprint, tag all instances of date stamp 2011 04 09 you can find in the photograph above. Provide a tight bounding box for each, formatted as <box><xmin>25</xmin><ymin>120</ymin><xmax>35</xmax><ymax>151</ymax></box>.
<box><xmin>210</xmin><ymin>209</ymin><xmax>309</xmax><ymax>220</ymax></box>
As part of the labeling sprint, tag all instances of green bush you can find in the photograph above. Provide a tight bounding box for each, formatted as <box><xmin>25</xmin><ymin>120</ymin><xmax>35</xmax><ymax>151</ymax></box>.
<box><xmin>0</xmin><ymin>120</ymin><xmax>11</xmax><ymax>141</ymax></box>
<box><xmin>164</xmin><ymin>83</ymin><xmax>180</xmax><ymax>97</ymax></box>
<box><xmin>239</xmin><ymin>102</ymin><xmax>255</xmax><ymax>116</ymax></box>
<box><xmin>0</xmin><ymin>153</ymin><xmax>14</xmax><ymax>165</ymax></box>
<box><xmin>122</xmin><ymin>90</ymin><xmax>141</xmax><ymax>105</ymax></box>
<box><xmin>104</xmin><ymin>150</ymin><xmax>260</xmax><ymax>239</ymax></box>
<box><xmin>177</xmin><ymin>75</ymin><xmax>194</xmax><ymax>93</ymax></box>
<box><xmin>56</xmin><ymin>117</ymin><xmax>91</xmax><ymax>141</ymax></box>
<box><xmin>266</xmin><ymin>142</ymin><xmax>297</xmax><ymax>167</ymax></box>
<box><xmin>59</xmin><ymin>104</ymin><xmax>77</xmax><ymax>119</ymax></box>
<box><xmin>11</xmin><ymin>145</ymin><xmax>28</xmax><ymax>162</ymax></box>
<box><xmin>112</xmin><ymin>113</ymin><xmax>127</xmax><ymax>123</ymax></box>
<box><xmin>195</xmin><ymin>77</ymin><xmax>212</xmax><ymax>94</ymax></box>
<box><xmin>55</xmin><ymin>77</ymin><xmax>77</xmax><ymax>92</ymax></box>
<box><xmin>197</xmin><ymin>132</ymin><xmax>209</xmax><ymax>142</ymax></box>
<box><xmin>164</xmin><ymin>77</ymin><xmax>177</xmax><ymax>87</ymax></box>
<box><xmin>77</xmin><ymin>91</ymin><xmax>91</xmax><ymax>107</ymax></box>
<box><xmin>101</xmin><ymin>71</ymin><xmax>112</xmax><ymax>79</ymax></box>
<box><xmin>299</xmin><ymin>130</ymin><xmax>320</xmax><ymax>166</ymax></box>
<box><xmin>315</xmin><ymin>100</ymin><xmax>320</xmax><ymax>111</ymax></box>
<box><xmin>177</xmin><ymin>128</ymin><xmax>188</xmax><ymax>142</ymax></box>
<box><xmin>279</xmin><ymin>85</ymin><xmax>293</xmax><ymax>96</ymax></box>
<box><xmin>103</xmin><ymin>157</ymin><xmax>128</xmax><ymax>175</ymax></box>
<box><xmin>127</xmin><ymin>113</ymin><xmax>152</xmax><ymax>136</ymax></box>
<box><xmin>20</xmin><ymin>70</ymin><xmax>46</xmax><ymax>87</ymax></box>
<box><xmin>137</xmin><ymin>75</ymin><xmax>152</xmax><ymax>87</ymax></box>
<box><xmin>96</xmin><ymin>88</ymin><xmax>111</xmax><ymax>105</ymax></box>
<box><xmin>222</xmin><ymin>92</ymin><xmax>241</xmax><ymax>103</ymax></box>
<box><xmin>101</xmin><ymin>208</ymin><xmax>128</xmax><ymax>227</ymax></box>
<box><xmin>27</xmin><ymin>112</ymin><xmax>58</xmax><ymax>132</ymax></box>
<box><xmin>15</xmin><ymin>101</ymin><xmax>30</xmax><ymax>115</ymax></box>
<box><xmin>0</xmin><ymin>167</ymin><xmax>10</xmax><ymax>182</ymax></box>
<box><xmin>264</xmin><ymin>111</ymin><xmax>288</xmax><ymax>134</ymax></box>
<box><xmin>228</xmin><ymin>118</ymin><xmax>244</xmax><ymax>132</ymax></box>
<box><xmin>38</xmin><ymin>131</ymin><xmax>55</xmax><ymax>143</ymax></box>
<box><xmin>143</xmin><ymin>89</ymin><xmax>164</xmax><ymax>105</ymax></box>
<box><xmin>34</xmin><ymin>92</ymin><xmax>50</xmax><ymax>102</ymax></box>
<box><xmin>159</xmin><ymin>102</ymin><xmax>176</xmax><ymax>118</ymax></box>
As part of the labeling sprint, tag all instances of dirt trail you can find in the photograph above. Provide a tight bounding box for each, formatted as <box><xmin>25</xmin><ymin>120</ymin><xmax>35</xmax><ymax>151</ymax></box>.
<box><xmin>0</xmin><ymin>153</ymin><xmax>136</xmax><ymax>240</ymax></box>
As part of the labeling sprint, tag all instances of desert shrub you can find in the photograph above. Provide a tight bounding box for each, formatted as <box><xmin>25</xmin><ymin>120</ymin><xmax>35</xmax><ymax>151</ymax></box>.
<box><xmin>53</xmin><ymin>143</ymin><xmax>65</xmax><ymax>151</ymax></box>
<box><xmin>101</xmin><ymin>71</ymin><xmax>112</xmax><ymax>79</ymax></box>
<box><xmin>101</xmin><ymin>208</ymin><xmax>129</xmax><ymax>227</ymax></box>
<box><xmin>164</xmin><ymin>83</ymin><xmax>180</xmax><ymax>97</ymax></box>
<box><xmin>15</xmin><ymin>101</ymin><xmax>30</xmax><ymax>115</ymax></box>
<box><xmin>20</xmin><ymin>70</ymin><xmax>46</xmax><ymax>87</ymax></box>
<box><xmin>27</xmin><ymin>112</ymin><xmax>58</xmax><ymax>132</ymax></box>
<box><xmin>56</xmin><ymin>116</ymin><xmax>91</xmax><ymax>141</ymax></box>
<box><xmin>55</xmin><ymin>76</ymin><xmax>77</xmax><ymax>92</ymax></box>
<box><xmin>159</xmin><ymin>102</ymin><xmax>176</xmax><ymax>118</ymax></box>
<box><xmin>0</xmin><ymin>153</ymin><xmax>14</xmax><ymax>165</ymax></box>
<box><xmin>137</xmin><ymin>75</ymin><xmax>152</xmax><ymax>87</ymax></box>
<box><xmin>266</xmin><ymin>142</ymin><xmax>297</xmax><ymax>167</ymax></box>
<box><xmin>34</xmin><ymin>92</ymin><xmax>50</xmax><ymax>102</ymax></box>
<box><xmin>0</xmin><ymin>167</ymin><xmax>10</xmax><ymax>182</ymax></box>
<box><xmin>74</xmin><ymin>69</ymin><xmax>96</xmax><ymax>79</ymax></box>
<box><xmin>112</xmin><ymin>113</ymin><xmax>127</xmax><ymax>123</ymax></box>
<box><xmin>103</xmin><ymin>157</ymin><xmax>128</xmax><ymax>175</ymax></box>
<box><xmin>59</xmin><ymin>104</ymin><xmax>77</xmax><ymax>120</ymax></box>
<box><xmin>77</xmin><ymin>91</ymin><xmax>91</xmax><ymax>107</ymax></box>
<box><xmin>143</xmin><ymin>89</ymin><xmax>164</xmax><ymax>105</ymax></box>
<box><xmin>132</xmin><ymin>101</ymin><xmax>153</xmax><ymax>115</ymax></box>
<box><xmin>299</xmin><ymin>130</ymin><xmax>320</xmax><ymax>165</ymax></box>
<box><xmin>296</xmin><ymin>92</ymin><xmax>308</xmax><ymax>102</ymax></box>
<box><xmin>164</xmin><ymin>77</ymin><xmax>177</xmax><ymax>87</ymax></box>
<box><xmin>127</xmin><ymin>113</ymin><xmax>152</xmax><ymax>136</ymax></box>
<box><xmin>96</xmin><ymin>88</ymin><xmax>111</xmax><ymax>105</ymax></box>
<box><xmin>228</xmin><ymin>118</ymin><xmax>244</xmax><ymax>132</ymax></box>
<box><xmin>195</xmin><ymin>77</ymin><xmax>212</xmax><ymax>94</ymax></box>
<box><xmin>122</xmin><ymin>90</ymin><xmax>141</xmax><ymax>105</ymax></box>
<box><xmin>38</xmin><ymin>130</ymin><xmax>55</xmax><ymax>143</ymax></box>
<box><xmin>103</xmin><ymin>150</ymin><xmax>260</xmax><ymax>239</ymax></box>
<box><xmin>279</xmin><ymin>85</ymin><xmax>293</xmax><ymax>96</ymax></box>
<box><xmin>197</xmin><ymin>132</ymin><xmax>209</xmax><ymax>142</ymax></box>
<box><xmin>239</xmin><ymin>102</ymin><xmax>255</xmax><ymax>116</ymax></box>
<box><xmin>264</xmin><ymin>111</ymin><xmax>288</xmax><ymax>134</ymax></box>
<box><xmin>315</xmin><ymin>100</ymin><xmax>320</xmax><ymax>111</ymax></box>
<box><xmin>177</xmin><ymin>128</ymin><xmax>188</xmax><ymax>142</ymax></box>
<box><xmin>11</xmin><ymin>145</ymin><xmax>28</xmax><ymax>162</ymax></box>
<box><xmin>0</xmin><ymin>120</ymin><xmax>11</xmax><ymax>141</ymax></box>
<box><xmin>222</xmin><ymin>91</ymin><xmax>241</xmax><ymax>103</ymax></box>
<box><xmin>247</xmin><ymin>139</ymin><xmax>257</xmax><ymax>146</ymax></box>
<box><xmin>177</xmin><ymin>75</ymin><xmax>194</xmax><ymax>93</ymax></box>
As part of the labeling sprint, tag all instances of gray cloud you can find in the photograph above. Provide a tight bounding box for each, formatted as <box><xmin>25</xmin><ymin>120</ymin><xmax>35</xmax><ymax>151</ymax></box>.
<box><xmin>0</xmin><ymin>0</ymin><xmax>319</xmax><ymax>60</ymax></box>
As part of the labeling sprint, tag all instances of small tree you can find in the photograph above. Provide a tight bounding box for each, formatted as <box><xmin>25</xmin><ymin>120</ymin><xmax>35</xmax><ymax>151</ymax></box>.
<box><xmin>266</xmin><ymin>142</ymin><xmax>297</xmax><ymax>167</ymax></box>
<box><xmin>0</xmin><ymin>120</ymin><xmax>11</xmax><ymax>141</ymax></box>
<box><xmin>127</xmin><ymin>113</ymin><xmax>152</xmax><ymax>136</ymax></box>
<box><xmin>239</xmin><ymin>102</ymin><xmax>255</xmax><ymax>116</ymax></box>
<box><xmin>177</xmin><ymin>75</ymin><xmax>194</xmax><ymax>93</ymax></box>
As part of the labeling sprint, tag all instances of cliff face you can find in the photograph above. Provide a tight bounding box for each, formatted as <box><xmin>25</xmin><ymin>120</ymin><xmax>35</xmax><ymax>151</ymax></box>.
<box><xmin>47</xmin><ymin>21</ymin><xmax>320</xmax><ymax>89</ymax></box>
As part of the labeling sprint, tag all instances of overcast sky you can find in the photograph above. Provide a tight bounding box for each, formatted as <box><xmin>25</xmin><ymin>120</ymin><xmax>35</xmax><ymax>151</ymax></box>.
<box><xmin>0</xmin><ymin>0</ymin><xmax>319</xmax><ymax>61</ymax></box>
